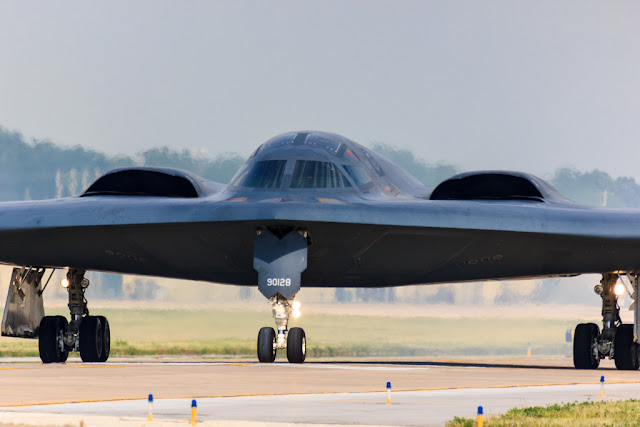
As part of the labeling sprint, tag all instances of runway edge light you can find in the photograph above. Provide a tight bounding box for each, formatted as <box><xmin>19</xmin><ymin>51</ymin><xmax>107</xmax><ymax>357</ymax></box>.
<box><xmin>386</xmin><ymin>381</ymin><xmax>391</xmax><ymax>405</ymax></box>
<box><xmin>477</xmin><ymin>406</ymin><xmax>483</xmax><ymax>427</ymax></box>
<box><xmin>600</xmin><ymin>376</ymin><xmax>605</xmax><ymax>397</ymax></box>
<box><xmin>191</xmin><ymin>399</ymin><xmax>197</xmax><ymax>425</ymax></box>
<box><xmin>148</xmin><ymin>394</ymin><xmax>153</xmax><ymax>421</ymax></box>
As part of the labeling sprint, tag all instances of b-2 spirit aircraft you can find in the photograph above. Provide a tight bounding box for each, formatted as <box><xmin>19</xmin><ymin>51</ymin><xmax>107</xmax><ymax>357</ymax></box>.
<box><xmin>1</xmin><ymin>131</ymin><xmax>639</xmax><ymax>370</ymax></box>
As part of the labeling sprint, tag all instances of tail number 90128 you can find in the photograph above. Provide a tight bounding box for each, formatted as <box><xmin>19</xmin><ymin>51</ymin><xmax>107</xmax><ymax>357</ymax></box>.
<box><xmin>267</xmin><ymin>278</ymin><xmax>291</xmax><ymax>287</ymax></box>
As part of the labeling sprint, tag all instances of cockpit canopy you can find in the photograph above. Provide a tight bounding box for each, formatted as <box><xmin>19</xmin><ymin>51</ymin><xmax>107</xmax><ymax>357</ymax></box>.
<box><xmin>290</xmin><ymin>161</ymin><xmax>352</xmax><ymax>188</ymax></box>
<box><xmin>231</xmin><ymin>159</ymin><xmax>367</xmax><ymax>189</ymax></box>
<box><xmin>229</xmin><ymin>132</ymin><xmax>375</xmax><ymax>190</ymax></box>
<box><xmin>229</xmin><ymin>131</ymin><xmax>425</xmax><ymax>195</ymax></box>
<box><xmin>231</xmin><ymin>160</ymin><xmax>288</xmax><ymax>189</ymax></box>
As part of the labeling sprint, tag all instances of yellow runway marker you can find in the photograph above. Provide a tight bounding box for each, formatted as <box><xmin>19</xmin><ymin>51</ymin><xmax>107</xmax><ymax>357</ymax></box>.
<box><xmin>386</xmin><ymin>382</ymin><xmax>391</xmax><ymax>404</ymax></box>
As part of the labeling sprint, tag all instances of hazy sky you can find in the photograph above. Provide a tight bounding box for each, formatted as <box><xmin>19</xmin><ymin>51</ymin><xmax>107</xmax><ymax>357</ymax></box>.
<box><xmin>1</xmin><ymin>1</ymin><xmax>639</xmax><ymax>179</ymax></box>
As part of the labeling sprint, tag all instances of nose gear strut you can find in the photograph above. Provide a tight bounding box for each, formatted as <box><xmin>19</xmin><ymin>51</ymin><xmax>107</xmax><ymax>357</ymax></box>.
<box><xmin>271</xmin><ymin>294</ymin><xmax>292</xmax><ymax>349</ymax></box>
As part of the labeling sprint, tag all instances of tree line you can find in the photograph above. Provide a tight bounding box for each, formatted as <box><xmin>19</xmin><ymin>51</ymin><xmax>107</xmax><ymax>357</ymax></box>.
<box><xmin>2</xmin><ymin>126</ymin><xmax>638</xmax><ymax>208</ymax></box>
<box><xmin>0</xmin><ymin>127</ymin><xmax>244</xmax><ymax>202</ymax></box>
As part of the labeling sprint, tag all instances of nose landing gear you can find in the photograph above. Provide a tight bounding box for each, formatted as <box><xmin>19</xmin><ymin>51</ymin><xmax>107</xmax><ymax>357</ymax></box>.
<box><xmin>257</xmin><ymin>295</ymin><xmax>306</xmax><ymax>363</ymax></box>
<box><xmin>253</xmin><ymin>228</ymin><xmax>308</xmax><ymax>363</ymax></box>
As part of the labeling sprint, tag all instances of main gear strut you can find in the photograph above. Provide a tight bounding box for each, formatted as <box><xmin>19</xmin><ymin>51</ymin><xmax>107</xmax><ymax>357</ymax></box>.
<box><xmin>574</xmin><ymin>272</ymin><xmax>640</xmax><ymax>370</ymax></box>
<box><xmin>38</xmin><ymin>269</ymin><xmax>110</xmax><ymax>363</ymax></box>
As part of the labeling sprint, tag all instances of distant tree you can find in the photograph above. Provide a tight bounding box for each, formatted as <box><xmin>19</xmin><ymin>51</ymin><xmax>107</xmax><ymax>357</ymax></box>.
<box><xmin>354</xmin><ymin>287</ymin><xmax>396</xmax><ymax>303</ymax></box>
<box><xmin>334</xmin><ymin>288</ymin><xmax>352</xmax><ymax>303</ymax></box>
<box><xmin>426</xmin><ymin>285</ymin><xmax>455</xmax><ymax>304</ymax></box>
<box><xmin>86</xmin><ymin>273</ymin><xmax>124</xmax><ymax>300</ymax></box>
<box><xmin>552</xmin><ymin>168</ymin><xmax>640</xmax><ymax>208</ymax></box>
<box><xmin>0</xmin><ymin>126</ymin><xmax>134</xmax><ymax>201</ymax></box>
<box><xmin>140</xmin><ymin>147</ymin><xmax>245</xmax><ymax>183</ymax></box>
<box><xmin>200</xmin><ymin>154</ymin><xmax>246</xmax><ymax>183</ymax></box>
<box><xmin>239</xmin><ymin>286</ymin><xmax>253</xmax><ymax>301</ymax></box>
<box><xmin>371</xmin><ymin>143</ymin><xmax>458</xmax><ymax>186</ymax></box>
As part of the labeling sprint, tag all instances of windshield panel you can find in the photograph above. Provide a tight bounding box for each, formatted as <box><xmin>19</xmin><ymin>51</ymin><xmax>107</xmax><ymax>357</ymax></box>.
<box><xmin>230</xmin><ymin>160</ymin><xmax>287</xmax><ymax>189</ymax></box>
<box><xmin>290</xmin><ymin>161</ymin><xmax>352</xmax><ymax>188</ymax></box>
<box><xmin>343</xmin><ymin>165</ymin><xmax>372</xmax><ymax>187</ymax></box>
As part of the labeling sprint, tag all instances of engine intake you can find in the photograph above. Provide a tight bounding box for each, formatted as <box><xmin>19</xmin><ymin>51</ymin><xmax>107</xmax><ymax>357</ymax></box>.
<box><xmin>430</xmin><ymin>171</ymin><xmax>569</xmax><ymax>203</ymax></box>
<box><xmin>82</xmin><ymin>167</ymin><xmax>202</xmax><ymax>198</ymax></box>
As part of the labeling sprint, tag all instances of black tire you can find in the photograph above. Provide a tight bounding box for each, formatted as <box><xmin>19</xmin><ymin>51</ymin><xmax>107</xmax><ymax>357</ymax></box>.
<box><xmin>80</xmin><ymin>316</ymin><xmax>103</xmax><ymax>363</ymax></box>
<box><xmin>38</xmin><ymin>316</ymin><xmax>69</xmax><ymax>363</ymax></box>
<box><xmin>257</xmin><ymin>327</ymin><xmax>276</xmax><ymax>363</ymax></box>
<box><xmin>287</xmin><ymin>327</ymin><xmax>306</xmax><ymax>364</ymax></box>
<box><xmin>96</xmin><ymin>316</ymin><xmax>110</xmax><ymax>362</ymax></box>
<box><xmin>615</xmin><ymin>324</ymin><xmax>640</xmax><ymax>370</ymax></box>
<box><xmin>574</xmin><ymin>323</ymin><xmax>599</xmax><ymax>369</ymax></box>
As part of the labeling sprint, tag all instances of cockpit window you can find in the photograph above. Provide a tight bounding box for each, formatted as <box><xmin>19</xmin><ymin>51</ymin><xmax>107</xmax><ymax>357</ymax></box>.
<box><xmin>230</xmin><ymin>160</ymin><xmax>287</xmax><ymax>189</ymax></box>
<box><xmin>290</xmin><ymin>161</ymin><xmax>352</xmax><ymax>188</ymax></box>
<box><xmin>342</xmin><ymin>165</ymin><xmax>372</xmax><ymax>187</ymax></box>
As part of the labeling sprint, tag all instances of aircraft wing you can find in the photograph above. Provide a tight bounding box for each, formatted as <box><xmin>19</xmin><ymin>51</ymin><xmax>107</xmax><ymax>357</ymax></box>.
<box><xmin>1</xmin><ymin>132</ymin><xmax>639</xmax><ymax>288</ymax></box>
<box><xmin>0</xmin><ymin>184</ymin><xmax>639</xmax><ymax>287</ymax></box>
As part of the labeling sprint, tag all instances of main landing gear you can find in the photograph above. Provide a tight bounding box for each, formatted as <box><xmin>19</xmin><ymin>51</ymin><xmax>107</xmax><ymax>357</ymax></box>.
<box><xmin>257</xmin><ymin>295</ymin><xmax>306</xmax><ymax>363</ymax></box>
<box><xmin>573</xmin><ymin>273</ymin><xmax>640</xmax><ymax>370</ymax></box>
<box><xmin>38</xmin><ymin>269</ymin><xmax>110</xmax><ymax>363</ymax></box>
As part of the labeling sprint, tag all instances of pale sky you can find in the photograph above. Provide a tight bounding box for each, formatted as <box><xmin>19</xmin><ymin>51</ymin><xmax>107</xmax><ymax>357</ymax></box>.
<box><xmin>1</xmin><ymin>1</ymin><xmax>639</xmax><ymax>179</ymax></box>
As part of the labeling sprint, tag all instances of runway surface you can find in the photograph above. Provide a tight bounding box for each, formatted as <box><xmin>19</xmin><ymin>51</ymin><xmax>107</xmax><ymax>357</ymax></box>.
<box><xmin>1</xmin><ymin>356</ymin><xmax>640</xmax><ymax>426</ymax></box>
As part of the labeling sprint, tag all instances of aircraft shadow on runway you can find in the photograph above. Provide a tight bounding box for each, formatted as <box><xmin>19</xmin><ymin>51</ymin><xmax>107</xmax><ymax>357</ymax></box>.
<box><xmin>311</xmin><ymin>360</ymin><xmax>620</xmax><ymax>371</ymax></box>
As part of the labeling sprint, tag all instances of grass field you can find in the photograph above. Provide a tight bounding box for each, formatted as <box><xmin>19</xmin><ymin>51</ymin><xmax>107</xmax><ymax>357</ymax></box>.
<box><xmin>0</xmin><ymin>306</ymin><xmax>578</xmax><ymax>358</ymax></box>
<box><xmin>446</xmin><ymin>399</ymin><xmax>640</xmax><ymax>426</ymax></box>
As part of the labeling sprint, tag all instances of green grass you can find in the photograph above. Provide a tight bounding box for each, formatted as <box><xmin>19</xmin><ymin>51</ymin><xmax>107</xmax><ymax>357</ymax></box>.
<box><xmin>447</xmin><ymin>399</ymin><xmax>640</xmax><ymax>426</ymax></box>
<box><xmin>0</xmin><ymin>307</ymin><xmax>577</xmax><ymax>358</ymax></box>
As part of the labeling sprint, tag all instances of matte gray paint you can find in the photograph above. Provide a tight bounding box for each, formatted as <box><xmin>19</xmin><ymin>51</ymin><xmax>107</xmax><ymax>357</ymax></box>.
<box><xmin>0</xmin><ymin>131</ymin><xmax>638</xmax><ymax>289</ymax></box>
<box><xmin>254</xmin><ymin>230</ymin><xmax>307</xmax><ymax>298</ymax></box>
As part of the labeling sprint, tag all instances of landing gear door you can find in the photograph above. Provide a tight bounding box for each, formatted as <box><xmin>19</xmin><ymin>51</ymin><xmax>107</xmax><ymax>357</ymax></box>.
<box><xmin>2</xmin><ymin>268</ymin><xmax>45</xmax><ymax>338</ymax></box>
<box><xmin>254</xmin><ymin>230</ymin><xmax>308</xmax><ymax>299</ymax></box>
